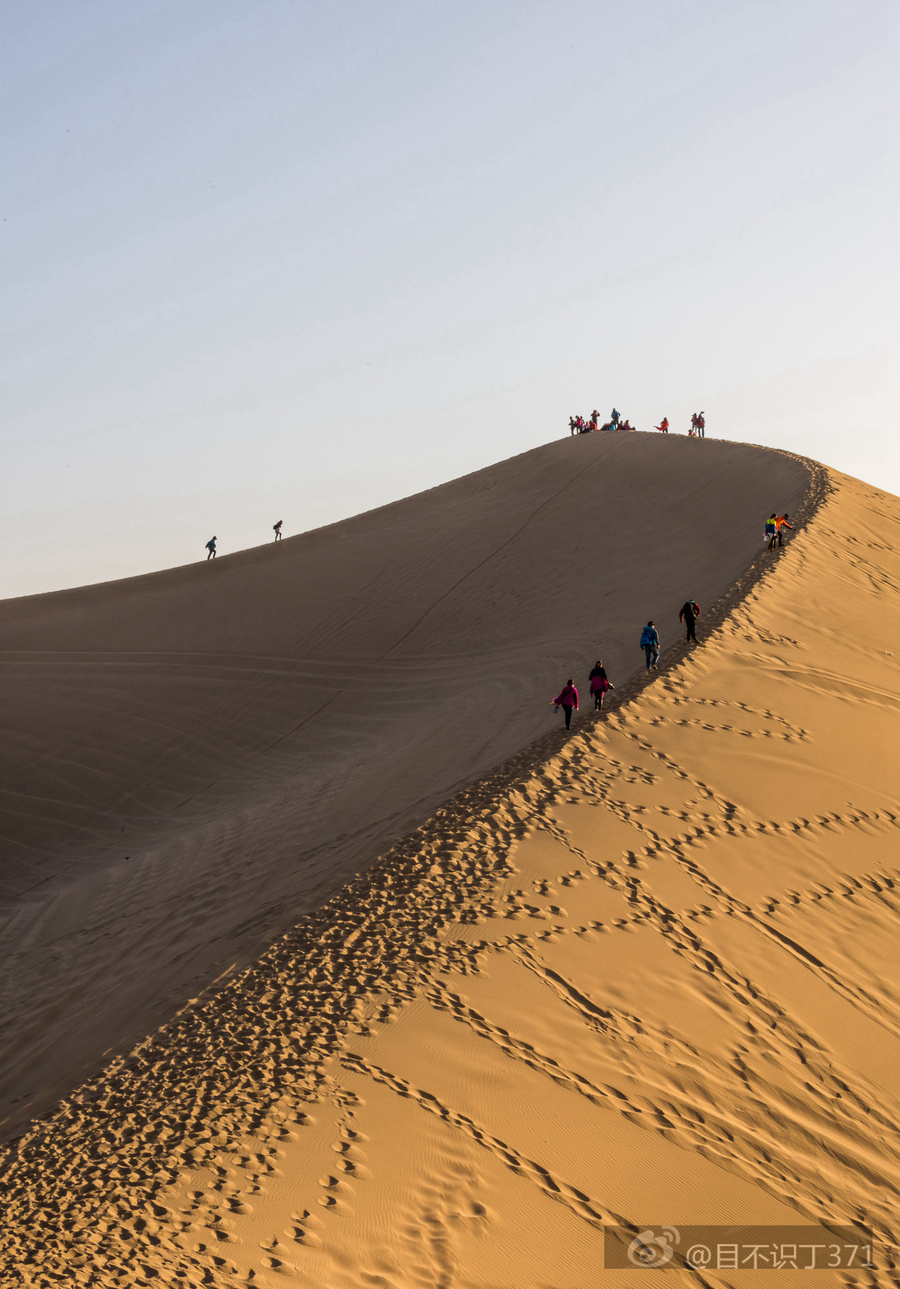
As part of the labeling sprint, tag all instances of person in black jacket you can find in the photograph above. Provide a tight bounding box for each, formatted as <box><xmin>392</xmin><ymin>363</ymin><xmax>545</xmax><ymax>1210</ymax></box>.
<box><xmin>679</xmin><ymin>600</ymin><xmax>700</xmax><ymax>643</ymax></box>
<box><xmin>588</xmin><ymin>661</ymin><xmax>615</xmax><ymax>710</ymax></box>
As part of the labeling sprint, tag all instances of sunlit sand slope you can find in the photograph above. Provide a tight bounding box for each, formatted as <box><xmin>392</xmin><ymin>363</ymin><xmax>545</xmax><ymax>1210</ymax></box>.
<box><xmin>1</xmin><ymin>463</ymin><xmax>898</xmax><ymax>1287</ymax></box>
<box><xmin>0</xmin><ymin>434</ymin><xmax>808</xmax><ymax>1134</ymax></box>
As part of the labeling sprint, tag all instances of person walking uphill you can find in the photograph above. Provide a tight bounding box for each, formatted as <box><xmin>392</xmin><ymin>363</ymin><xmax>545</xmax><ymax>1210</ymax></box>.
<box><xmin>205</xmin><ymin>536</ymin><xmax>217</xmax><ymax>560</ymax></box>
<box><xmin>775</xmin><ymin>513</ymin><xmax>793</xmax><ymax>548</ymax></box>
<box><xmin>273</xmin><ymin>520</ymin><xmax>283</xmax><ymax>541</ymax></box>
<box><xmin>680</xmin><ymin>599</ymin><xmax>701</xmax><ymax>643</ymax></box>
<box><xmin>589</xmin><ymin>661</ymin><xmax>615</xmax><ymax>710</ymax></box>
<box><xmin>640</xmin><ymin>621</ymin><xmax>660</xmax><ymax>670</ymax></box>
<box><xmin>552</xmin><ymin>679</ymin><xmax>579</xmax><ymax>730</ymax></box>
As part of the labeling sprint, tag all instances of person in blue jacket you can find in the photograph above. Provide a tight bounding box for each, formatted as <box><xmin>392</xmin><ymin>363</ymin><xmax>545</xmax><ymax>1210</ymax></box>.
<box><xmin>641</xmin><ymin>621</ymin><xmax>660</xmax><ymax>670</ymax></box>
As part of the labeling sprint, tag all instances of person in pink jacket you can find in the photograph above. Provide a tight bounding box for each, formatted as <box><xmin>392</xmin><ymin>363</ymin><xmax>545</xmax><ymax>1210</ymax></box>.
<box><xmin>552</xmin><ymin>679</ymin><xmax>579</xmax><ymax>729</ymax></box>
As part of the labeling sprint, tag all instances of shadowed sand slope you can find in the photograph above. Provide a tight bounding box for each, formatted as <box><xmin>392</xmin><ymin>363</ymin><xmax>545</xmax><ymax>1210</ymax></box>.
<box><xmin>1</xmin><ymin>463</ymin><xmax>898</xmax><ymax>1286</ymax></box>
<box><xmin>2</xmin><ymin>456</ymin><xmax>899</xmax><ymax>1287</ymax></box>
<box><xmin>0</xmin><ymin>435</ymin><xmax>808</xmax><ymax>1134</ymax></box>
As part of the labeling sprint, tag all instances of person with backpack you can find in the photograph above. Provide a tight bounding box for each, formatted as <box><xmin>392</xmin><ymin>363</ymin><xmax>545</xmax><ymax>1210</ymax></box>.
<box><xmin>205</xmin><ymin>536</ymin><xmax>217</xmax><ymax>560</ymax></box>
<box><xmin>551</xmin><ymin>679</ymin><xmax>579</xmax><ymax>729</ymax></box>
<box><xmin>273</xmin><ymin>520</ymin><xmax>283</xmax><ymax>541</ymax></box>
<box><xmin>765</xmin><ymin>514</ymin><xmax>778</xmax><ymax>550</ymax></box>
<box><xmin>640</xmin><ymin>621</ymin><xmax>660</xmax><ymax>670</ymax></box>
<box><xmin>588</xmin><ymin>661</ymin><xmax>615</xmax><ymax>710</ymax></box>
<box><xmin>679</xmin><ymin>599</ymin><xmax>701</xmax><ymax>643</ymax></box>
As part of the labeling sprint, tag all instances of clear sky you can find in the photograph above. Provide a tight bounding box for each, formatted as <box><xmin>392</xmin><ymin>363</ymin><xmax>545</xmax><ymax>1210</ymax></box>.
<box><xmin>1</xmin><ymin>0</ymin><xmax>890</xmax><ymax>599</ymax></box>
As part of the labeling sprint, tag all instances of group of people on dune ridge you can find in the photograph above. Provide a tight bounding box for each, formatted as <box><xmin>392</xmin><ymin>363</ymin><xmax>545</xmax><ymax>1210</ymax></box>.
<box><xmin>765</xmin><ymin>513</ymin><xmax>793</xmax><ymax>550</ymax></box>
<box><xmin>551</xmin><ymin>502</ymin><xmax>794</xmax><ymax>729</ymax></box>
<box><xmin>550</xmin><ymin>600</ymin><xmax>699</xmax><ymax>730</ymax></box>
<box><xmin>569</xmin><ymin>408</ymin><xmax>705</xmax><ymax>436</ymax></box>
<box><xmin>204</xmin><ymin>520</ymin><xmax>283</xmax><ymax>559</ymax></box>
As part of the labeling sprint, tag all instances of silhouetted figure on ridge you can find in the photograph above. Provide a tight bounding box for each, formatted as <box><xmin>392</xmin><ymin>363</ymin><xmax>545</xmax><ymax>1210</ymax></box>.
<box><xmin>680</xmin><ymin>599</ymin><xmax>700</xmax><ymax>643</ymax></box>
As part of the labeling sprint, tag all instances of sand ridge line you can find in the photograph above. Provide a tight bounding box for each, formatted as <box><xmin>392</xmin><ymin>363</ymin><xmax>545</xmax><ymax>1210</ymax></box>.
<box><xmin>13</xmin><ymin>449</ymin><xmax>900</xmax><ymax>1286</ymax></box>
<box><xmin>0</xmin><ymin>436</ymin><xmax>816</xmax><ymax>1143</ymax></box>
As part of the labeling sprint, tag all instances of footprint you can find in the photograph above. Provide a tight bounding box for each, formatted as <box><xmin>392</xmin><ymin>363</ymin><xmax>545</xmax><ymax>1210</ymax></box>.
<box><xmin>317</xmin><ymin>1194</ymin><xmax>353</xmax><ymax>1216</ymax></box>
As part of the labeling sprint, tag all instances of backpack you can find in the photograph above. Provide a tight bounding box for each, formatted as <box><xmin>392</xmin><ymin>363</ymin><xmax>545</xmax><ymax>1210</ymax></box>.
<box><xmin>640</xmin><ymin>627</ymin><xmax>655</xmax><ymax>647</ymax></box>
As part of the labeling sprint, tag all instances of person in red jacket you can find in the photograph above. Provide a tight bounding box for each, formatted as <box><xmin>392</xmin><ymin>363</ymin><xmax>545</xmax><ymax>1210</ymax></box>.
<box><xmin>551</xmin><ymin>679</ymin><xmax>579</xmax><ymax>729</ymax></box>
<box><xmin>679</xmin><ymin>599</ymin><xmax>700</xmax><ymax>643</ymax></box>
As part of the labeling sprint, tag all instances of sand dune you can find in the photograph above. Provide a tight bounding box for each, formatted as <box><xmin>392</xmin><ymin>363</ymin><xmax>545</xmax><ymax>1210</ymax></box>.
<box><xmin>3</xmin><ymin>439</ymin><xmax>898</xmax><ymax>1288</ymax></box>
<box><xmin>0</xmin><ymin>434</ymin><xmax>807</xmax><ymax>1138</ymax></box>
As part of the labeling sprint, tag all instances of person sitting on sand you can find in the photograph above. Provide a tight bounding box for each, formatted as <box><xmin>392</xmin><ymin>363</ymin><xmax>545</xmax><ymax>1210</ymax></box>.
<box><xmin>640</xmin><ymin>621</ymin><xmax>660</xmax><ymax>670</ymax></box>
<box><xmin>551</xmin><ymin>679</ymin><xmax>579</xmax><ymax>730</ymax></box>
<box><xmin>775</xmin><ymin>513</ymin><xmax>793</xmax><ymax>548</ymax></box>
<box><xmin>765</xmin><ymin>514</ymin><xmax>778</xmax><ymax>550</ymax></box>
<box><xmin>588</xmin><ymin>661</ymin><xmax>615</xmax><ymax>710</ymax></box>
<box><xmin>206</xmin><ymin>536</ymin><xmax>217</xmax><ymax>560</ymax></box>
<box><xmin>619</xmin><ymin>419</ymin><xmax>635</xmax><ymax>432</ymax></box>
<box><xmin>679</xmin><ymin>599</ymin><xmax>701</xmax><ymax>643</ymax></box>
<box><xmin>656</xmin><ymin>417</ymin><xmax>669</xmax><ymax>433</ymax></box>
<box><xmin>273</xmin><ymin>520</ymin><xmax>283</xmax><ymax>541</ymax></box>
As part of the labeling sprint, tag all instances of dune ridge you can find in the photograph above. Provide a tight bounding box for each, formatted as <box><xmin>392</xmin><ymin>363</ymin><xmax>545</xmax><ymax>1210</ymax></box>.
<box><xmin>0</xmin><ymin>434</ymin><xmax>810</xmax><ymax>1139</ymax></box>
<box><xmin>2</xmin><ymin>450</ymin><xmax>899</xmax><ymax>1286</ymax></box>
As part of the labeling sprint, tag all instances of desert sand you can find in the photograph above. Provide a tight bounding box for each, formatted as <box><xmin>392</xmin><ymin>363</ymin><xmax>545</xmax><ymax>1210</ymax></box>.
<box><xmin>1</xmin><ymin>434</ymin><xmax>898</xmax><ymax>1287</ymax></box>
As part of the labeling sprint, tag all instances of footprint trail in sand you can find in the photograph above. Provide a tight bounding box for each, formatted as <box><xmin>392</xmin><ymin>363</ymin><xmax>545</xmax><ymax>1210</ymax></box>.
<box><xmin>1</xmin><ymin>450</ymin><xmax>899</xmax><ymax>1287</ymax></box>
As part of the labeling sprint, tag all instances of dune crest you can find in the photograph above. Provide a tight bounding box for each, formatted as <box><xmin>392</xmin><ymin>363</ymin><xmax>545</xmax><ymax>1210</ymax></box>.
<box><xmin>2</xmin><ymin>448</ymin><xmax>899</xmax><ymax>1286</ymax></box>
<box><xmin>0</xmin><ymin>434</ymin><xmax>808</xmax><ymax>1137</ymax></box>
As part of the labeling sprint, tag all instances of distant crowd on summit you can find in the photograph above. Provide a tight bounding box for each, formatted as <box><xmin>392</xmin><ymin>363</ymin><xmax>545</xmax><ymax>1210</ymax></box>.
<box><xmin>569</xmin><ymin>408</ymin><xmax>706</xmax><ymax>436</ymax></box>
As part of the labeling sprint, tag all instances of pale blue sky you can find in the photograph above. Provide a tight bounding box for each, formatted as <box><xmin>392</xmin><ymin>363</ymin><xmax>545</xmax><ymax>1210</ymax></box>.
<box><xmin>0</xmin><ymin>0</ymin><xmax>890</xmax><ymax>598</ymax></box>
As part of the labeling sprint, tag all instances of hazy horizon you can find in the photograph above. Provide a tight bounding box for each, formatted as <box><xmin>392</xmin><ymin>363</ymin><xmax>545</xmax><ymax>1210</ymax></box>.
<box><xmin>1</xmin><ymin>0</ymin><xmax>889</xmax><ymax>600</ymax></box>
